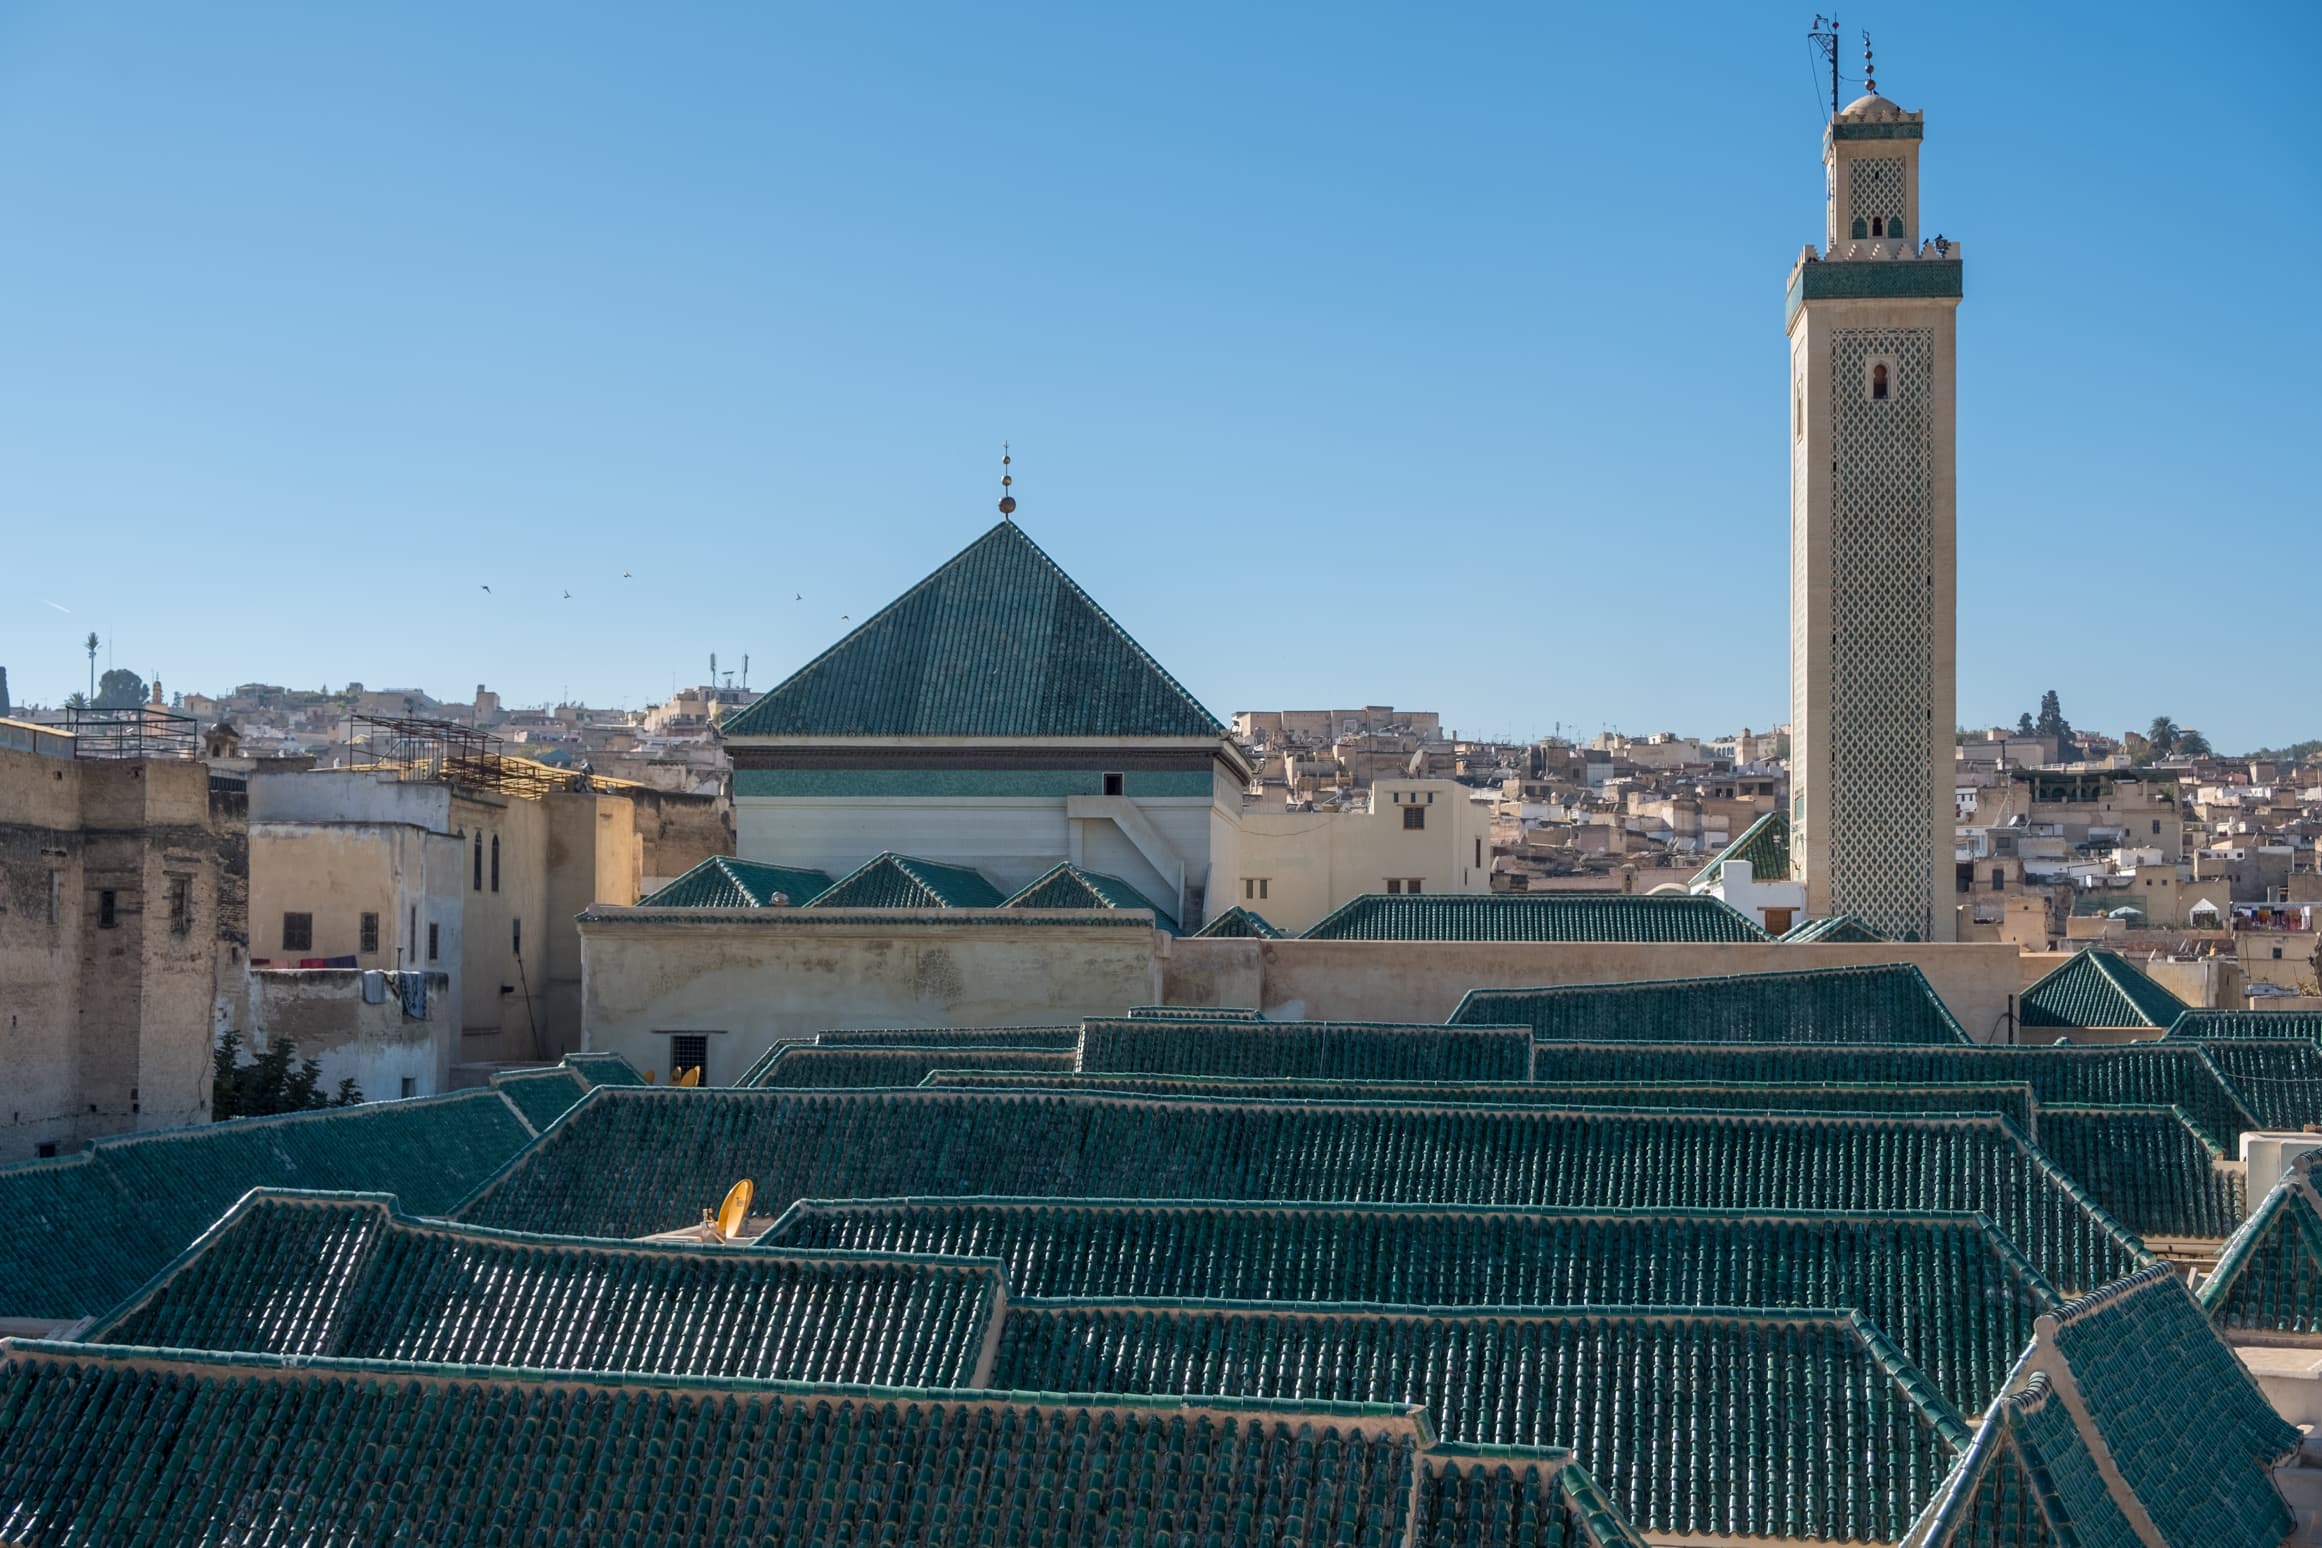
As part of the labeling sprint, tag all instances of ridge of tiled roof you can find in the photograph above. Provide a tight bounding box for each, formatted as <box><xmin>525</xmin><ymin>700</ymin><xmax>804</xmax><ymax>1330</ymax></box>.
<box><xmin>634</xmin><ymin>855</ymin><xmax>835</xmax><ymax>909</ymax></box>
<box><xmin>1301</xmin><ymin>891</ymin><xmax>1769</xmax><ymax>942</ymax></box>
<box><xmin>2196</xmin><ymin>1038</ymin><xmax>2322</xmax><ymax>1130</ymax></box>
<box><xmin>921</xmin><ymin>1071</ymin><xmax>2042</xmax><ymax>1131</ymax></box>
<box><xmin>769</xmin><ymin>1197</ymin><xmax>2056</xmax><ymax>1415</ymax></box>
<box><xmin>0</xmin><ymin>1090</ymin><xmax>534</xmax><ymax>1323</ymax></box>
<box><xmin>718</xmin><ymin>521</ymin><xmax>1226</xmax><ymax>741</ymax></box>
<box><xmin>2034</xmin><ymin>1105</ymin><xmax>2244</xmax><ymax>1241</ymax></box>
<box><xmin>86</xmin><ymin>1190</ymin><xmax>1004</xmax><ymax>1387</ymax></box>
<box><xmin>2166</xmin><ymin>1008</ymin><xmax>2322</xmax><ymax>1042</ymax></box>
<box><xmin>1452</xmin><ymin>962</ymin><xmax>1969</xmax><ymax>1045</ymax></box>
<box><xmin>562</xmin><ymin>1051</ymin><xmax>647</xmax><ymax>1086</ymax></box>
<box><xmin>1907</xmin><ymin>1370</ymin><xmax>2144</xmax><ymax>1548</ymax></box>
<box><xmin>2199</xmin><ymin>1151</ymin><xmax>2322</xmax><ymax>1337</ymax></box>
<box><xmin>2018</xmin><ymin>948</ymin><xmax>2188</xmax><ymax>1029</ymax></box>
<box><xmin>1074</xmin><ymin>1019</ymin><xmax>1535</xmax><ymax>1082</ymax></box>
<box><xmin>1688</xmin><ymin>809</ymin><xmax>1790</xmax><ymax>888</ymax></box>
<box><xmin>1127</xmin><ymin>1005</ymin><xmax>1263</xmax><ymax>1019</ymax></box>
<box><xmin>0</xmin><ymin>1337</ymin><xmax>1644</xmax><ymax>1548</ymax></box>
<box><xmin>805</xmin><ymin>851</ymin><xmax>1006</xmax><ymax>910</ymax></box>
<box><xmin>1188</xmin><ymin>906</ymin><xmax>1283</xmax><ymax>939</ymax></box>
<box><xmin>1002</xmin><ymin>863</ymin><xmax>1178</xmax><ymax>932</ymax></box>
<box><xmin>1779</xmin><ymin>914</ymin><xmax>1887</xmax><ymax>943</ymax></box>
<box><xmin>991</xmin><ymin>1297</ymin><xmax>1967</xmax><ymax>1543</ymax></box>
<box><xmin>1528</xmin><ymin>1042</ymin><xmax>2262</xmax><ymax>1153</ymax></box>
<box><xmin>454</xmin><ymin>1088</ymin><xmax>2147</xmax><ymax>1294</ymax></box>
<box><xmin>748</xmin><ymin>1045</ymin><xmax>1078</xmax><ymax>1090</ymax></box>
<box><xmin>2042</xmin><ymin>1265</ymin><xmax>2299</xmax><ymax>1548</ymax></box>
<box><xmin>818</xmin><ymin>1023</ymin><xmax>1085</xmax><ymax>1046</ymax></box>
<box><xmin>490</xmin><ymin>1065</ymin><xmax>591</xmax><ymax>1133</ymax></box>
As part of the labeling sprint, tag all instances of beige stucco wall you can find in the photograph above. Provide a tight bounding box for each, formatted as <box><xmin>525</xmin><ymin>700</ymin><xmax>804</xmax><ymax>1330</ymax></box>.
<box><xmin>579</xmin><ymin>914</ymin><xmax>1163</xmax><ymax>1082</ymax></box>
<box><xmin>1161</xmin><ymin>937</ymin><xmax>2025</xmax><ymax>1044</ymax></box>
<box><xmin>453</xmin><ymin>790</ymin><xmax>550</xmax><ymax>1064</ymax></box>
<box><xmin>1238</xmin><ymin>780</ymin><xmax>1493</xmax><ymax>934</ymax></box>
<box><xmin>247</xmin><ymin>969</ymin><xmax>451</xmax><ymax>1101</ymax></box>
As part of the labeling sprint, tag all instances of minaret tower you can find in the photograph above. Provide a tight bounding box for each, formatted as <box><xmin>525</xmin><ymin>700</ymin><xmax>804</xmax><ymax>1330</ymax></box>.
<box><xmin>1786</xmin><ymin>43</ymin><xmax>1962</xmax><ymax>941</ymax></box>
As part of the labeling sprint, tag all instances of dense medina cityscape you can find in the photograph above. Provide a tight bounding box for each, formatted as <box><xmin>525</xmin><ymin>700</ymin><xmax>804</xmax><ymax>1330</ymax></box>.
<box><xmin>5</xmin><ymin>47</ymin><xmax>2321</xmax><ymax>1548</ymax></box>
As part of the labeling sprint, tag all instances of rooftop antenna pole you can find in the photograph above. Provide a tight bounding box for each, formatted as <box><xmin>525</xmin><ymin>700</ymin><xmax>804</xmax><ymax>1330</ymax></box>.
<box><xmin>1809</xmin><ymin>14</ymin><xmax>1842</xmax><ymax>117</ymax></box>
<box><xmin>997</xmin><ymin>443</ymin><xmax>1016</xmax><ymax>522</ymax></box>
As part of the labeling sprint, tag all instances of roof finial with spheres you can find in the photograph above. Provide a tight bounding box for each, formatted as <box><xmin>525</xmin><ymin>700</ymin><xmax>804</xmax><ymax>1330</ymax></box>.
<box><xmin>997</xmin><ymin>442</ymin><xmax>1016</xmax><ymax>520</ymax></box>
<box><xmin>1861</xmin><ymin>31</ymin><xmax>1876</xmax><ymax>96</ymax></box>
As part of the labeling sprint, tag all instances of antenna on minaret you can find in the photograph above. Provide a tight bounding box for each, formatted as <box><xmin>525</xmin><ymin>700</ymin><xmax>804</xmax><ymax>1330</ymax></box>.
<box><xmin>1809</xmin><ymin>15</ymin><xmax>1842</xmax><ymax>117</ymax></box>
<box><xmin>997</xmin><ymin>443</ymin><xmax>1016</xmax><ymax>521</ymax></box>
<box><xmin>1861</xmin><ymin>31</ymin><xmax>1876</xmax><ymax>96</ymax></box>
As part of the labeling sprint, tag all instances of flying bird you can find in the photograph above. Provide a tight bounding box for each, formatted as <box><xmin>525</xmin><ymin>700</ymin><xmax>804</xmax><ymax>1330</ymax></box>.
<box><xmin>794</xmin><ymin>593</ymin><xmax>802</xmax><ymax>602</ymax></box>
<box><xmin>480</xmin><ymin>584</ymin><xmax>492</xmax><ymax>594</ymax></box>
<box><xmin>840</xmin><ymin>614</ymin><xmax>850</xmax><ymax>622</ymax></box>
<box><xmin>622</xmin><ymin>571</ymin><xmax>633</xmax><ymax>579</ymax></box>
<box><xmin>562</xmin><ymin>590</ymin><xmax>572</xmax><ymax>600</ymax></box>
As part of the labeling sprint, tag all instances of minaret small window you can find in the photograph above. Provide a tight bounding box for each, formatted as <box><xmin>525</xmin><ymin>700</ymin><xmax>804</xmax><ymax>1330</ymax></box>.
<box><xmin>1851</xmin><ymin>217</ymin><xmax>1868</xmax><ymax>240</ymax></box>
<box><xmin>1871</xmin><ymin>363</ymin><xmax>1890</xmax><ymax>401</ymax></box>
<box><xmin>1870</xmin><ymin>216</ymin><xmax>1884</xmax><ymax>237</ymax></box>
<box><xmin>1888</xmin><ymin>216</ymin><xmax>1904</xmax><ymax>240</ymax></box>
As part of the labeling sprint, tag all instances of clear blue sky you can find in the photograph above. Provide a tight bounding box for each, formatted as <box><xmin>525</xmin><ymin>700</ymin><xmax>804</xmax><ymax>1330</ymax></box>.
<box><xmin>2</xmin><ymin>3</ymin><xmax>2314</xmax><ymax>751</ymax></box>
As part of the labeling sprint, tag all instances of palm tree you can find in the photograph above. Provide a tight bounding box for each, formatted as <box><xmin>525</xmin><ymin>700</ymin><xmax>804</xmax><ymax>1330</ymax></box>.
<box><xmin>83</xmin><ymin>632</ymin><xmax>98</xmax><ymax>702</ymax></box>
<box><xmin>2146</xmin><ymin>716</ymin><xmax>2180</xmax><ymax>756</ymax></box>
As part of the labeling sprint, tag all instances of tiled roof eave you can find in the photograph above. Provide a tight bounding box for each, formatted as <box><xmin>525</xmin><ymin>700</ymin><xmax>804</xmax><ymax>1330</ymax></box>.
<box><xmin>576</xmin><ymin>907</ymin><xmax>1162</xmax><ymax>929</ymax></box>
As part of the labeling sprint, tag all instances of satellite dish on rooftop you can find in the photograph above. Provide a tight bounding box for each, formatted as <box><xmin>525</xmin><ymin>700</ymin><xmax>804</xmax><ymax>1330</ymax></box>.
<box><xmin>715</xmin><ymin>1178</ymin><xmax>755</xmax><ymax>1241</ymax></box>
<box><xmin>675</xmin><ymin>1065</ymin><xmax>702</xmax><ymax>1087</ymax></box>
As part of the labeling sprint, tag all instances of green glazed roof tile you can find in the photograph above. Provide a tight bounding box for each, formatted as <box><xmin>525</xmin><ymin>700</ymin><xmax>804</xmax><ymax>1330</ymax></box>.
<box><xmin>2197</xmin><ymin>1039</ymin><xmax>2322</xmax><ymax>1129</ymax></box>
<box><xmin>2018</xmin><ymin>949</ymin><xmax>2188</xmax><ymax>1029</ymax></box>
<box><xmin>749</xmin><ymin>1046</ymin><xmax>1078</xmax><ymax>1089</ymax></box>
<box><xmin>563</xmin><ymin>1051</ymin><xmax>648</xmax><ymax>1086</ymax></box>
<box><xmin>992</xmin><ymin>1299</ymin><xmax>1966</xmax><ymax>1543</ymax></box>
<box><xmin>2047</xmin><ymin>1266</ymin><xmax>2300</xmax><ymax>1548</ymax></box>
<box><xmin>457</xmin><ymin>1088</ymin><xmax>2146</xmax><ymax>1295</ymax></box>
<box><xmin>2034</xmin><ymin>1106</ymin><xmax>2243</xmax><ymax>1241</ymax></box>
<box><xmin>491</xmin><ymin>1066</ymin><xmax>592</xmax><ymax>1133</ymax></box>
<box><xmin>769</xmin><ymin>1197</ymin><xmax>2055</xmax><ymax>1416</ymax></box>
<box><xmin>815</xmin><ymin>1024</ymin><xmax>1083</xmax><ymax>1047</ymax></box>
<box><xmin>1126</xmin><ymin>1005</ymin><xmax>1263</xmax><ymax>1019</ymax></box>
<box><xmin>1003</xmin><ymin>863</ymin><xmax>1178</xmax><ymax>932</ymax></box>
<box><xmin>1688</xmin><ymin>810</ymin><xmax>1790</xmax><ymax>888</ymax></box>
<box><xmin>1075</xmin><ymin>1019</ymin><xmax>1535</xmax><ymax>1082</ymax></box>
<box><xmin>1909</xmin><ymin>1371</ymin><xmax>2144</xmax><ymax>1548</ymax></box>
<box><xmin>88</xmin><ymin>1191</ymin><xmax>1002</xmax><ymax>1387</ymax></box>
<box><xmin>1528</xmin><ymin>1042</ymin><xmax>2260</xmax><ymax>1153</ymax></box>
<box><xmin>6</xmin><ymin>1337</ymin><xmax>1634</xmax><ymax>1547</ymax></box>
<box><xmin>1451</xmin><ymin>962</ymin><xmax>1969</xmax><ymax>1044</ymax></box>
<box><xmin>1779</xmin><ymin>914</ymin><xmax>1887</xmax><ymax>943</ymax></box>
<box><xmin>1189</xmin><ymin>906</ymin><xmax>1284</xmax><ymax>939</ymax></box>
<box><xmin>922</xmin><ymin>1071</ymin><xmax>2042</xmax><ymax>1131</ymax></box>
<box><xmin>634</xmin><ymin>855</ymin><xmax>835</xmax><ymax>908</ymax></box>
<box><xmin>1302</xmin><ymin>891</ymin><xmax>1768</xmax><ymax>942</ymax></box>
<box><xmin>718</xmin><ymin>521</ymin><xmax>1226</xmax><ymax>740</ymax></box>
<box><xmin>806</xmin><ymin>851</ymin><xmax>1006</xmax><ymax>909</ymax></box>
<box><xmin>2200</xmin><ymin>1153</ymin><xmax>2322</xmax><ymax>1336</ymax></box>
<box><xmin>2166</xmin><ymin>1009</ymin><xmax>2322</xmax><ymax>1042</ymax></box>
<box><xmin>0</xmin><ymin>1091</ymin><xmax>535</xmax><ymax>1322</ymax></box>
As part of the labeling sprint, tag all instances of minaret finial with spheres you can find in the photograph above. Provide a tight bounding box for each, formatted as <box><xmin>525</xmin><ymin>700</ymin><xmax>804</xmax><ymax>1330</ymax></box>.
<box><xmin>1862</xmin><ymin>31</ymin><xmax>1875</xmax><ymax>96</ymax></box>
<box><xmin>997</xmin><ymin>443</ymin><xmax>1016</xmax><ymax>521</ymax></box>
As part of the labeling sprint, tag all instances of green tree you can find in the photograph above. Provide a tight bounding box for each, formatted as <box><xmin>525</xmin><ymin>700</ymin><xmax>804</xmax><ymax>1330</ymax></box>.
<box><xmin>0</xmin><ymin>665</ymin><xmax>10</xmax><ymax>717</ymax></box>
<box><xmin>2146</xmin><ymin>716</ymin><xmax>2180</xmax><ymax>756</ymax></box>
<box><xmin>212</xmin><ymin>1028</ymin><xmax>362</xmax><ymax>1119</ymax></box>
<box><xmin>2014</xmin><ymin>712</ymin><xmax>2035</xmax><ymax>737</ymax></box>
<box><xmin>92</xmin><ymin>668</ymin><xmax>147</xmax><ymax>710</ymax></box>
<box><xmin>2178</xmin><ymin>729</ymin><xmax>2213</xmax><ymax>759</ymax></box>
<box><xmin>83</xmin><ymin>632</ymin><xmax>99</xmax><ymax>701</ymax></box>
<box><xmin>2034</xmin><ymin>690</ymin><xmax>2072</xmax><ymax>745</ymax></box>
<box><xmin>62</xmin><ymin>692</ymin><xmax>88</xmax><ymax>710</ymax></box>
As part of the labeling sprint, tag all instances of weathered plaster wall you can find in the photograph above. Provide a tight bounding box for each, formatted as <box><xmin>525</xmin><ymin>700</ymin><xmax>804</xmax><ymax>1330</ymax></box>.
<box><xmin>579</xmin><ymin>915</ymin><xmax>1161</xmax><ymax>1082</ymax></box>
<box><xmin>247</xmin><ymin>969</ymin><xmax>450</xmax><ymax>1101</ymax></box>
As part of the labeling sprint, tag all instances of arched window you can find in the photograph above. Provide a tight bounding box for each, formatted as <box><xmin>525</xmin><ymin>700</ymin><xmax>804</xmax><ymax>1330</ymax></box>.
<box><xmin>1871</xmin><ymin>363</ymin><xmax>1889</xmax><ymax>401</ymax></box>
<box><xmin>1850</xmin><ymin>216</ymin><xmax>1868</xmax><ymax>240</ymax></box>
<box><xmin>490</xmin><ymin>834</ymin><xmax>500</xmax><ymax>893</ymax></box>
<box><xmin>1888</xmin><ymin>215</ymin><xmax>1904</xmax><ymax>240</ymax></box>
<box><xmin>1870</xmin><ymin>216</ymin><xmax>1884</xmax><ymax>237</ymax></box>
<box><xmin>472</xmin><ymin>832</ymin><xmax>482</xmax><ymax>891</ymax></box>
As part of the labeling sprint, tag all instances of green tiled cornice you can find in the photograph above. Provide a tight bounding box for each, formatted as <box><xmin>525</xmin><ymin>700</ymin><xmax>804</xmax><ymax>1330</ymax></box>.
<box><xmin>1786</xmin><ymin>257</ymin><xmax>1964</xmax><ymax>325</ymax></box>
<box><xmin>2166</xmin><ymin>1008</ymin><xmax>2322</xmax><ymax>1042</ymax></box>
<box><xmin>1452</xmin><ymin>962</ymin><xmax>1969</xmax><ymax>1045</ymax></box>
<box><xmin>733</xmin><ymin>767</ymin><xmax>1216</xmax><ymax>799</ymax></box>
<box><xmin>2019</xmin><ymin>948</ymin><xmax>2187</xmax><ymax>1029</ymax></box>
<box><xmin>1301</xmin><ymin>891</ymin><xmax>1768</xmax><ymax>942</ymax></box>
<box><xmin>1127</xmin><ymin>1005</ymin><xmax>1263</xmax><ymax>1019</ymax></box>
<box><xmin>718</xmin><ymin>521</ymin><xmax>1226</xmax><ymax>741</ymax></box>
<box><xmin>1075</xmin><ymin>1018</ymin><xmax>1535</xmax><ymax>1082</ymax></box>
<box><xmin>817</xmin><ymin>1023</ymin><xmax>1082</xmax><ymax>1046</ymax></box>
<box><xmin>749</xmin><ymin>1045</ymin><xmax>1078</xmax><ymax>1089</ymax></box>
<box><xmin>456</xmin><ymin>1088</ymin><xmax>2145</xmax><ymax>1295</ymax></box>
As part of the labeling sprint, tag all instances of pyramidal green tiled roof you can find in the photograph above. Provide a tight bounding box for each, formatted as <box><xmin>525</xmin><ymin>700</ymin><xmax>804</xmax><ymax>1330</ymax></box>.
<box><xmin>806</xmin><ymin>851</ymin><xmax>1005</xmax><ymax>909</ymax></box>
<box><xmin>1189</xmin><ymin>906</ymin><xmax>1283</xmax><ymax>939</ymax></box>
<box><xmin>563</xmin><ymin>1050</ymin><xmax>647</xmax><ymax>1086</ymax></box>
<box><xmin>1688</xmin><ymin>809</ymin><xmax>1790</xmax><ymax>888</ymax></box>
<box><xmin>455</xmin><ymin>1089</ymin><xmax>2146</xmax><ymax>1294</ymax></box>
<box><xmin>2199</xmin><ymin>1151</ymin><xmax>2322</xmax><ymax>1337</ymax></box>
<box><xmin>748</xmin><ymin>1045</ymin><xmax>1078</xmax><ymax>1089</ymax></box>
<box><xmin>1908</xmin><ymin>1371</ymin><xmax>2144</xmax><ymax>1548</ymax></box>
<box><xmin>2019</xmin><ymin>948</ymin><xmax>2188</xmax><ymax>1029</ymax></box>
<box><xmin>0</xmin><ymin>1338</ymin><xmax>1645</xmax><ymax>1548</ymax></box>
<box><xmin>992</xmin><ymin>1300</ymin><xmax>1967</xmax><ymax>1544</ymax></box>
<box><xmin>2193</xmin><ymin>1039</ymin><xmax>2322</xmax><ymax>1130</ymax></box>
<box><xmin>769</xmin><ymin>1198</ymin><xmax>2056</xmax><ymax>1416</ymax></box>
<box><xmin>2044</xmin><ymin>1267</ymin><xmax>2299</xmax><ymax>1548</ymax></box>
<box><xmin>719</xmin><ymin>521</ymin><xmax>1225</xmax><ymax>741</ymax></box>
<box><xmin>88</xmin><ymin>1190</ymin><xmax>1002</xmax><ymax>1387</ymax></box>
<box><xmin>1003</xmin><ymin>863</ymin><xmax>1178</xmax><ymax>932</ymax></box>
<box><xmin>635</xmin><ymin>855</ymin><xmax>835</xmax><ymax>908</ymax></box>
<box><xmin>490</xmin><ymin>1065</ymin><xmax>591</xmax><ymax>1132</ymax></box>
<box><xmin>1301</xmin><ymin>892</ymin><xmax>1768</xmax><ymax>942</ymax></box>
<box><xmin>1780</xmin><ymin>914</ymin><xmax>1887</xmax><ymax>944</ymax></box>
<box><xmin>2166</xmin><ymin>1008</ymin><xmax>2322</xmax><ymax>1042</ymax></box>
<box><xmin>1528</xmin><ymin>1042</ymin><xmax>2261</xmax><ymax>1153</ymax></box>
<box><xmin>2035</xmin><ymin>1105</ymin><xmax>2244</xmax><ymax>1241</ymax></box>
<box><xmin>0</xmin><ymin>1091</ymin><xmax>534</xmax><ymax>1323</ymax></box>
<box><xmin>1074</xmin><ymin>1018</ymin><xmax>1535</xmax><ymax>1082</ymax></box>
<box><xmin>1450</xmin><ymin>963</ymin><xmax>1969</xmax><ymax>1045</ymax></box>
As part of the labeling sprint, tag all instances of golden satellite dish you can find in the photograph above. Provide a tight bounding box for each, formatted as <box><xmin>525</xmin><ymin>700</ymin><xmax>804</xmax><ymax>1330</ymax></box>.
<box><xmin>676</xmin><ymin>1065</ymin><xmax>702</xmax><ymax>1088</ymax></box>
<box><xmin>715</xmin><ymin>1178</ymin><xmax>755</xmax><ymax>1241</ymax></box>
